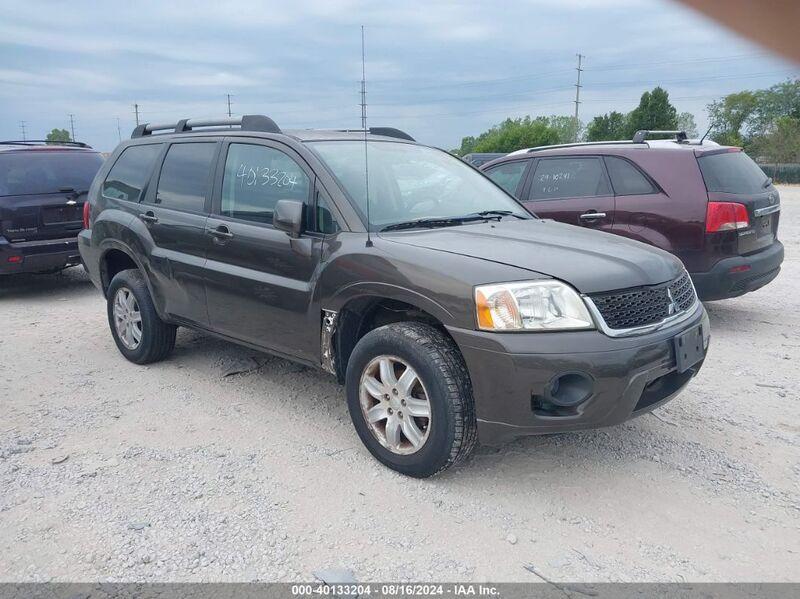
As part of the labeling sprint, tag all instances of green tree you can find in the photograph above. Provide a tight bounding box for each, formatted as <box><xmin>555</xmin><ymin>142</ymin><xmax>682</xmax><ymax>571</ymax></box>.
<box><xmin>625</xmin><ymin>87</ymin><xmax>678</xmax><ymax>137</ymax></box>
<box><xmin>46</xmin><ymin>128</ymin><xmax>71</xmax><ymax>142</ymax></box>
<box><xmin>751</xmin><ymin>116</ymin><xmax>800</xmax><ymax>164</ymax></box>
<box><xmin>546</xmin><ymin>115</ymin><xmax>583</xmax><ymax>143</ymax></box>
<box><xmin>586</xmin><ymin>111</ymin><xmax>628</xmax><ymax>141</ymax></box>
<box><xmin>751</xmin><ymin>79</ymin><xmax>800</xmax><ymax>136</ymax></box>
<box><xmin>707</xmin><ymin>90</ymin><xmax>758</xmax><ymax>146</ymax></box>
<box><xmin>676</xmin><ymin>112</ymin><xmax>698</xmax><ymax>137</ymax></box>
<box><xmin>458</xmin><ymin>116</ymin><xmax>561</xmax><ymax>154</ymax></box>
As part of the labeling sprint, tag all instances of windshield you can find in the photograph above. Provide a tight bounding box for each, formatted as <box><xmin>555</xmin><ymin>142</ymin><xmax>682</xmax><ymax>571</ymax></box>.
<box><xmin>308</xmin><ymin>141</ymin><xmax>529</xmax><ymax>230</ymax></box>
<box><xmin>0</xmin><ymin>151</ymin><xmax>104</xmax><ymax>197</ymax></box>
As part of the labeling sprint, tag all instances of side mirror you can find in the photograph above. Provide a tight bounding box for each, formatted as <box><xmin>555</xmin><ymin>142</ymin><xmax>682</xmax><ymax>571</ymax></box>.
<box><xmin>273</xmin><ymin>199</ymin><xmax>304</xmax><ymax>238</ymax></box>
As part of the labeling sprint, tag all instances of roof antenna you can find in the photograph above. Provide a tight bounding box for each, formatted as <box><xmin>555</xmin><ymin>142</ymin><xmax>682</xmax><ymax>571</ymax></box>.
<box><xmin>360</xmin><ymin>25</ymin><xmax>373</xmax><ymax>247</ymax></box>
<box><xmin>699</xmin><ymin>121</ymin><xmax>714</xmax><ymax>145</ymax></box>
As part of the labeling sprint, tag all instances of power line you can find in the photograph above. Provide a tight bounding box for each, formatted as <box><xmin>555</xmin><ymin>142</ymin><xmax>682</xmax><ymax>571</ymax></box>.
<box><xmin>368</xmin><ymin>51</ymin><xmax>769</xmax><ymax>92</ymax></box>
<box><xmin>69</xmin><ymin>114</ymin><xmax>76</xmax><ymax>141</ymax></box>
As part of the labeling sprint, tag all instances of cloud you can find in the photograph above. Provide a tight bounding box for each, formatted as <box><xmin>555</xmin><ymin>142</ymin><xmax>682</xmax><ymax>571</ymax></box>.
<box><xmin>0</xmin><ymin>0</ymin><xmax>796</xmax><ymax>151</ymax></box>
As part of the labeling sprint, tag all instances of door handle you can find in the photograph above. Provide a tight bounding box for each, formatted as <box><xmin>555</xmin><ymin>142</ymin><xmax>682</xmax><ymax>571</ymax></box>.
<box><xmin>208</xmin><ymin>225</ymin><xmax>234</xmax><ymax>240</ymax></box>
<box><xmin>139</xmin><ymin>211</ymin><xmax>158</xmax><ymax>224</ymax></box>
<box><xmin>579</xmin><ymin>211</ymin><xmax>607</xmax><ymax>221</ymax></box>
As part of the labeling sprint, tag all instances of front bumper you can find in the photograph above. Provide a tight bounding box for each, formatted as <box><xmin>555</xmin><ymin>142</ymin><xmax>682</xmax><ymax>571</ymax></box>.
<box><xmin>447</xmin><ymin>303</ymin><xmax>709</xmax><ymax>445</ymax></box>
<box><xmin>0</xmin><ymin>235</ymin><xmax>82</xmax><ymax>275</ymax></box>
<box><xmin>691</xmin><ymin>241</ymin><xmax>783</xmax><ymax>301</ymax></box>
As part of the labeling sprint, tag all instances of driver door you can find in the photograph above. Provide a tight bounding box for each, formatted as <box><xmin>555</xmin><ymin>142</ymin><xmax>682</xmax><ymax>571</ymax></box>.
<box><xmin>203</xmin><ymin>140</ymin><xmax>323</xmax><ymax>361</ymax></box>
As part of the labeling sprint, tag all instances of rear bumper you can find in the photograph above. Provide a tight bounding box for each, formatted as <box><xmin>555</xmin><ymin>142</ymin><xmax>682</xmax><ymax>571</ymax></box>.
<box><xmin>0</xmin><ymin>235</ymin><xmax>82</xmax><ymax>275</ymax></box>
<box><xmin>690</xmin><ymin>241</ymin><xmax>784</xmax><ymax>301</ymax></box>
<box><xmin>447</xmin><ymin>304</ymin><xmax>710</xmax><ymax>445</ymax></box>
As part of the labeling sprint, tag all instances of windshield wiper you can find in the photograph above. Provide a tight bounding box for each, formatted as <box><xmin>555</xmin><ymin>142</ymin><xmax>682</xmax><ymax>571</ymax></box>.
<box><xmin>763</xmin><ymin>177</ymin><xmax>773</xmax><ymax>188</ymax></box>
<box><xmin>381</xmin><ymin>210</ymin><xmax>528</xmax><ymax>232</ymax></box>
<box><xmin>470</xmin><ymin>210</ymin><xmax>527</xmax><ymax>220</ymax></box>
<box><xmin>381</xmin><ymin>215</ymin><xmax>489</xmax><ymax>232</ymax></box>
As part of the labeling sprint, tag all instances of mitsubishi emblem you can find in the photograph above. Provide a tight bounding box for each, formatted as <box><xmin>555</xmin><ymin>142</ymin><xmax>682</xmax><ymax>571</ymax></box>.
<box><xmin>666</xmin><ymin>288</ymin><xmax>679</xmax><ymax>315</ymax></box>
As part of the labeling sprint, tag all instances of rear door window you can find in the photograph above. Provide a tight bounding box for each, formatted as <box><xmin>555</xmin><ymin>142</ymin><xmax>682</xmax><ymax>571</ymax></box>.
<box><xmin>0</xmin><ymin>151</ymin><xmax>104</xmax><ymax>197</ymax></box>
<box><xmin>484</xmin><ymin>160</ymin><xmax>529</xmax><ymax>196</ymax></box>
<box><xmin>604</xmin><ymin>156</ymin><xmax>658</xmax><ymax>195</ymax></box>
<box><xmin>151</xmin><ymin>142</ymin><xmax>217</xmax><ymax>212</ymax></box>
<box><xmin>219</xmin><ymin>143</ymin><xmax>311</xmax><ymax>224</ymax></box>
<box><xmin>528</xmin><ymin>157</ymin><xmax>611</xmax><ymax>200</ymax></box>
<box><xmin>697</xmin><ymin>150</ymin><xmax>770</xmax><ymax>194</ymax></box>
<box><xmin>103</xmin><ymin>144</ymin><xmax>161</xmax><ymax>202</ymax></box>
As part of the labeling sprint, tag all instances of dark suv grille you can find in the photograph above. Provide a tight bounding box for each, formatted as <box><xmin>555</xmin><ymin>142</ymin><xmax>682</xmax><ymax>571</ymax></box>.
<box><xmin>589</xmin><ymin>272</ymin><xmax>696</xmax><ymax>330</ymax></box>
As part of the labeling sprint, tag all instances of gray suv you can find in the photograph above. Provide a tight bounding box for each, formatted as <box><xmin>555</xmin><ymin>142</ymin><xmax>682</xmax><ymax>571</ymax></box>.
<box><xmin>79</xmin><ymin>115</ymin><xmax>710</xmax><ymax>477</ymax></box>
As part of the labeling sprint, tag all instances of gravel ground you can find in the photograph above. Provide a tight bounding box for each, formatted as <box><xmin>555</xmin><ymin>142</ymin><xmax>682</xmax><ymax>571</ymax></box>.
<box><xmin>1</xmin><ymin>187</ymin><xmax>798</xmax><ymax>583</ymax></box>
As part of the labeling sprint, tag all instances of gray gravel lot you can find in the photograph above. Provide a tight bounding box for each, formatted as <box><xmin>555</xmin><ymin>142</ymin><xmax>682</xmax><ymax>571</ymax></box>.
<box><xmin>1</xmin><ymin>187</ymin><xmax>798</xmax><ymax>583</ymax></box>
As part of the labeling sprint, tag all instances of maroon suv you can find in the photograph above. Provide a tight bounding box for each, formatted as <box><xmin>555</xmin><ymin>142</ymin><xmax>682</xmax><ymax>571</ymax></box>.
<box><xmin>481</xmin><ymin>130</ymin><xmax>784</xmax><ymax>300</ymax></box>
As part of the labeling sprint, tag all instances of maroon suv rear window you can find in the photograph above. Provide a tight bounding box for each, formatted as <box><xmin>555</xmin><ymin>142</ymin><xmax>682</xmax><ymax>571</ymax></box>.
<box><xmin>0</xmin><ymin>151</ymin><xmax>104</xmax><ymax>196</ymax></box>
<box><xmin>697</xmin><ymin>150</ymin><xmax>770</xmax><ymax>195</ymax></box>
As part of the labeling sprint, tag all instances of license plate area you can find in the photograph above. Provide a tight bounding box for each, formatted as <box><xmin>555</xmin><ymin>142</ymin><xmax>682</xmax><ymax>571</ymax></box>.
<box><xmin>674</xmin><ymin>324</ymin><xmax>705</xmax><ymax>373</ymax></box>
<box><xmin>42</xmin><ymin>205</ymin><xmax>82</xmax><ymax>225</ymax></box>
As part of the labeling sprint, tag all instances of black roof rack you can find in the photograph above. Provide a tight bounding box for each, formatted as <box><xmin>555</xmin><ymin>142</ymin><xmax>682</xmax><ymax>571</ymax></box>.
<box><xmin>632</xmin><ymin>130</ymin><xmax>687</xmax><ymax>144</ymax></box>
<box><xmin>334</xmin><ymin>127</ymin><xmax>415</xmax><ymax>142</ymax></box>
<box><xmin>131</xmin><ymin>114</ymin><xmax>281</xmax><ymax>138</ymax></box>
<box><xmin>0</xmin><ymin>140</ymin><xmax>91</xmax><ymax>148</ymax></box>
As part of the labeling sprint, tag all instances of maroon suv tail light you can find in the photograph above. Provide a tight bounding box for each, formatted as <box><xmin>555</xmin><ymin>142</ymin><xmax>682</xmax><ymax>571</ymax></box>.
<box><xmin>82</xmin><ymin>201</ymin><xmax>90</xmax><ymax>229</ymax></box>
<box><xmin>706</xmin><ymin>201</ymin><xmax>749</xmax><ymax>233</ymax></box>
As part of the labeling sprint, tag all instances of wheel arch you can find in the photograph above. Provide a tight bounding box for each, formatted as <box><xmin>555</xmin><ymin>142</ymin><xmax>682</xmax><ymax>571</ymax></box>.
<box><xmin>331</xmin><ymin>293</ymin><xmax>458</xmax><ymax>384</ymax></box>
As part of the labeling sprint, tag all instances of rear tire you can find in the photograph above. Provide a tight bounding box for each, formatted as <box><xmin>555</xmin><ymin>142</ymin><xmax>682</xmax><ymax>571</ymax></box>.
<box><xmin>107</xmin><ymin>269</ymin><xmax>176</xmax><ymax>364</ymax></box>
<box><xmin>346</xmin><ymin>322</ymin><xmax>477</xmax><ymax>477</ymax></box>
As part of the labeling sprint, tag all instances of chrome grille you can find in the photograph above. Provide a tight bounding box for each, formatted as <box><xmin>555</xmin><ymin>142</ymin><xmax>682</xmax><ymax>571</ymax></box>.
<box><xmin>589</xmin><ymin>272</ymin><xmax>696</xmax><ymax>331</ymax></box>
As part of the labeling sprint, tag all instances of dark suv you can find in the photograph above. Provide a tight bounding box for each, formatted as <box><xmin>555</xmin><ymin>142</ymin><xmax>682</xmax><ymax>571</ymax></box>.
<box><xmin>80</xmin><ymin>116</ymin><xmax>709</xmax><ymax>477</ymax></box>
<box><xmin>1</xmin><ymin>140</ymin><xmax>104</xmax><ymax>275</ymax></box>
<box><xmin>481</xmin><ymin>131</ymin><xmax>784</xmax><ymax>300</ymax></box>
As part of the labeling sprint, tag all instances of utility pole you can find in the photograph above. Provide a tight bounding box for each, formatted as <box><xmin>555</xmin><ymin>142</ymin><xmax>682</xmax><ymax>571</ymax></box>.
<box><xmin>574</xmin><ymin>53</ymin><xmax>584</xmax><ymax>141</ymax></box>
<box><xmin>226</xmin><ymin>94</ymin><xmax>233</xmax><ymax>117</ymax></box>
<box><xmin>19</xmin><ymin>120</ymin><xmax>27</xmax><ymax>141</ymax></box>
<box><xmin>69</xmin><ymin>114</ymin><xmax>76</xmax><ymax>141</ymax></box>
<box><xmin>116</xmin><ymin>117</ymin><xmax>122</xmax><ymax>142</ymax></box>
<box><xmin>133</xmin><ymin>103</ymin><xmax>140</xmax><ymax>126</ymax></box>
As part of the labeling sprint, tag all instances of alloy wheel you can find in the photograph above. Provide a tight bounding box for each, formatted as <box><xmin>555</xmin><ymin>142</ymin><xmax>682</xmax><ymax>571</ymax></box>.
<box><xmin>359</xmin><ymin>355</ymin><xmax>432</xmax><ymax>455</ymax></box>
<box><xmin>113</xmin><ymin>287</ymin><xmax>143</xmax><ymax>350</ymax></box>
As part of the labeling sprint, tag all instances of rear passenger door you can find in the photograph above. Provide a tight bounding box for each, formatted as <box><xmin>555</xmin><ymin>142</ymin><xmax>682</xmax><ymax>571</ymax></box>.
<box><xmin>605</xmin><ymin>155</ymin><xmax>674</xmax><ymax>246</ymax></box>
<box><xmin>521</xmin><ymin>156</ymin><xmax>615</xmax><ymax>232</ymax></box>
<box><xmin>203</xmin><ymin>140</ymin><xmax>329</xmax><ymax>362</ymax></box>
<box><xmin>140</xmin><ymin>140</ymin><xmax>220</xmax><ymax>326</ymax></box>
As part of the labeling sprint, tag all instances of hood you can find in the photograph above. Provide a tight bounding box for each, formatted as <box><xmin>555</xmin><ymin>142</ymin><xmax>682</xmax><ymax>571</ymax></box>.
<box><xmin>378</xmin><ymin>219</ymin><xmax>683</xmax><ymax>294</ymax></box>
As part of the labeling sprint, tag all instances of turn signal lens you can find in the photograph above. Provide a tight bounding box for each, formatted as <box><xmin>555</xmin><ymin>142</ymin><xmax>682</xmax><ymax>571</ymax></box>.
<box><xmin>706</xmin><ymin>201</ymin><xmax>749</xmax><ymax>233</ymax></box>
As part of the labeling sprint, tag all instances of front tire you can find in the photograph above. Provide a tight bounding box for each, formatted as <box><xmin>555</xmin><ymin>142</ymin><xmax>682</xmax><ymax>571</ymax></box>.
<box><xmin>346</xmin><ymin>322</ymin><xmax>477</xmax><ymax>477</ymax></box>
<box><xmin>107</xmin><ymin>269</ymin><xmax>176</xmax><ymax>364</ymax></box>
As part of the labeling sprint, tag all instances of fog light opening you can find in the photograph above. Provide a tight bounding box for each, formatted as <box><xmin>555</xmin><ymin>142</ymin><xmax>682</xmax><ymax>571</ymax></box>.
<box><xmin>546</xmin><ymin>372</ymin><xmax>594</xmax><ymax>408</ymax></box>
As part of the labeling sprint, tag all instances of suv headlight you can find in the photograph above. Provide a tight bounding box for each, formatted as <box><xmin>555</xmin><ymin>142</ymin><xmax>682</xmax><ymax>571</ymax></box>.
<box><xmin>475</xmin><ymin>280</ymin><xmax>595</xmax><ymax>331</ymax></box>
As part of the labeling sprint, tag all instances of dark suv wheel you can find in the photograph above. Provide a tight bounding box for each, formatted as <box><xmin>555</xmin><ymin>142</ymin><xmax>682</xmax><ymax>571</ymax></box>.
<box><xmin>345</xmin><ymin>322</ymin><xmax>477</xmax><ymax>477</ymax></box>
<box><xmin>107</xmin><ymin>269</ymin><xmax>176</xmax><ymax>364</ymax></box>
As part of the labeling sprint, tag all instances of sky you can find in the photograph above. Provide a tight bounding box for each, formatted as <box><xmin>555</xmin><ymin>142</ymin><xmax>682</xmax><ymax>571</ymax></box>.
<box><xmin>1</xmin><ymin>0</ymin><xmax>798</xmax><ymax>152</ymax></box>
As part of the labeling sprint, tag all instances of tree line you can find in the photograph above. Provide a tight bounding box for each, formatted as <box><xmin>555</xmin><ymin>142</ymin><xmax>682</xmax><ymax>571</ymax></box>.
<box><xmin>455</xmin><ymin>79</ymin><xmax>800</xmax><ymax>170</ymax></box>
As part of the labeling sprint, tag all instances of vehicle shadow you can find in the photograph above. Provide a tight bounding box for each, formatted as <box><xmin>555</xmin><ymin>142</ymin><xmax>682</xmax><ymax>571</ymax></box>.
<box><xmin>175</xmin><ymin>329</ymin><xmax>691</xmax><ymax>484</ymax></box>
<box><xmin>703</xmin><ymin>298</ymin><xmax>785</xmax><ymax>332</ymax></box>
<box><xmin>0</xmin><ymin>266</ymin><xmax>94</xmax><ymax>301</ymax></box>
